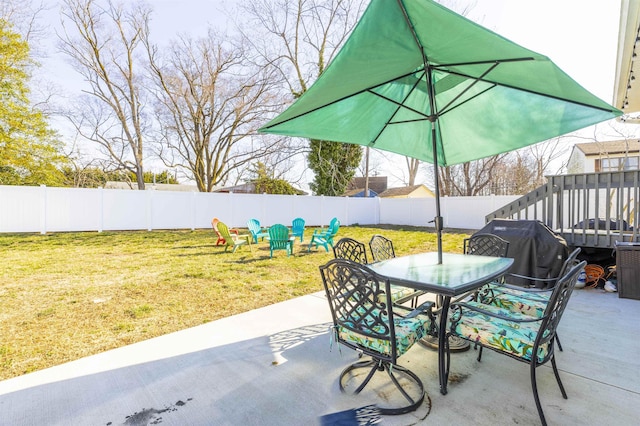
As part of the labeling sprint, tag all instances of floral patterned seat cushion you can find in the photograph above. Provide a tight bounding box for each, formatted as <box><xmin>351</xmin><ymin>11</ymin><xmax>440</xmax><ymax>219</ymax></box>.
<box><xmin>451</xmin><ymin>301</ymin><xmax>549</xmax><ymax>363</ymax></box>
<box><xmin>338</xmin><ymin>306</ymin><xmax>431</xmax><ymax>357</ymax></box>
<box><xmin>388</xmin><ymin>285</ymin><xmax>421</xmax><ymax>303</ymax></box>
<box><xmin>478</xmin><ymin>284</ymin><xmax>549</xmax><ymax>318</ymax></box>
<box><xmin>484</xmin><ymin>282</ymin><xmax>551</xmax><ymax>302</ymax></box>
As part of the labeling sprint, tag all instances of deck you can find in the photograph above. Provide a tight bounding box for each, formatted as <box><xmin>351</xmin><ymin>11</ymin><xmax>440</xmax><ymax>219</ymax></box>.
<box><xmin>486</xmin><ymin>171</ymin><xmax>640</xmax><ymax>249</ymax></box>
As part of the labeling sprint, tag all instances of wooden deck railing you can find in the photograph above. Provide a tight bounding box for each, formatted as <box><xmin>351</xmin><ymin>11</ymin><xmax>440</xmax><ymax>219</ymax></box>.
<box><xmin>486</xmin><ymin>171</ymin><xmax>640</xmax><ymax>249</ymax></box>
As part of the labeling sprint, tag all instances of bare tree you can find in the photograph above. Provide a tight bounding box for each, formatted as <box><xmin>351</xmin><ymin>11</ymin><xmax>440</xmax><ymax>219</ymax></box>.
<box><xmin>525</xmin><ymin>137</ymin><xmax>572</xmax><ymax>184</ymax></box>
<box><xmin>405</xmin><ymin>157</ymin><xmax>420</xmax><ymax>186</ymax></box>
<box><xmin>145</xmin><ymin>30</ymin><xmax>294</xmax><ymax>192</ymax></box>
<box><xmin>437</xmin><ymin>155</ymin><xmax>506</xmax><ymax>196</ymax></box>
<box><xmin>0</xmin><ymin>0</ymin><xmax>46</xmax><ymax>46</ymax></box>
<box><xmin>58</xmin><ymin>0</ymin><xmax>151</xmax><ymax>189</ymax></box>
<box><xmin>236</xmin><ymin>0</ymin><xmax>367</xmax><ymax>195</ymax></box>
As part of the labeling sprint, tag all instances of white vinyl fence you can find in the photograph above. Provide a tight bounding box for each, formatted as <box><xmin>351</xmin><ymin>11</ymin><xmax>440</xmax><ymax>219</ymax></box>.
<box><xmin>0</xmin><ymin>185</ymin><xmax>518</xmax><ymax>234</ymax></box>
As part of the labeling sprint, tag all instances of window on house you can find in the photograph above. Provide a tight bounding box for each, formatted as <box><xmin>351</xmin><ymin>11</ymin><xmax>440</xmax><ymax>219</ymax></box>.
<box><xmin>598</xmin><ymin>156</ymin><xmax>640</xmax><ymax>172</ymax></box>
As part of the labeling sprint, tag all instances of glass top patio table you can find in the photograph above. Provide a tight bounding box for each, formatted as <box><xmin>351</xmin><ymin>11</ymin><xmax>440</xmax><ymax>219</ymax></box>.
<box><xmin>368</xmin><ymin>251</ymin><xmax>514</xmax><ymax>396</ymax></box>
<box><xmin>368</xmin><ymin>252</ymin><xmax>513</xmax><ymax>297</ymax></box>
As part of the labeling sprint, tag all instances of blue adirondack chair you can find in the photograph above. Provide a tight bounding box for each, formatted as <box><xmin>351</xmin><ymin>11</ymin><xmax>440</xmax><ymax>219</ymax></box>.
<box><xmin>308</xmin><ymin>219</ymin><xmax>340</xmax><ymax>252</ymax></box>
<box><xmin>291</xmin><ymin>217</ymin><xmax>306</xmax><ymax>242</ymax></box>
<box><xmin>247</xmin><ymin>219</ymin><xmax>269</xmax><ymax>243</ymax></box>
<box><xmin>268</xmin><ymin>224</ymin><xmax>294</xmax><ymax>257</ymax></box>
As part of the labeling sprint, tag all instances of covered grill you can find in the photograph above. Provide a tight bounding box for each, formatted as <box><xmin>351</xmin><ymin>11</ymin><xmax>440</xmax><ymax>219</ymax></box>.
<box><xmin>476</xmin><ymin>220</ymin><xmax>570</xmax><ymax>288</ymax></box>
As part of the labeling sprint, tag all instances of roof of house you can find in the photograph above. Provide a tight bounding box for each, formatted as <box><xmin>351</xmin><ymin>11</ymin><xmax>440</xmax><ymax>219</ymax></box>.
<box><xmin>378</xmin><ymin>184</ymin><xmax>434</xmax><ymax>198</ymax></box>
<box><xmin>574</xmin><ymin>140</ymin><xmax>640</xmax><ymax>156</ymax></box>
<box><xmin>347</xmin><ymin>176</ymin><xmax>387</xmax><ymax>194</ymax></box>
<box><xmin>342</xmin><ymin>188</ymin><xmax>378</xmax><ymax>197</ymax></box>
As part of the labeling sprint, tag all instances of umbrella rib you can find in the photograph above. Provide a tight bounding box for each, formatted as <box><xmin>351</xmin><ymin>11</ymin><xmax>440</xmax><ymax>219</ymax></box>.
<box><xmin>443</xmin><ymin>69</ymin><xmax>620</xmax><ymax>113</ymax></box>
<box><xmin>432</xmin><ymin>57</ymin><xmax>536</xmax><ymax>68</ymax></box>
<box><xmin>438</xmin><ymin>85</ymin><xmax>497</xmax><ymax>117</ymax></box>
<box><xmin>367</xmin><ymin>89</ymin><xmax>431</xmax><ymax>120</ymax></box>
<box><xmin>260</xmin><ymin>69</ymin><xmax>427</xmax><ymax>130</ymax></box>
<box><xmin>368</xmin><ymin>70</ymin><xmax>429</xmax><ymax>145</ymax></box>
<box><xmin>437</xmin><ymin>62</ymin><xmax>500</xmax><ymax>116</ymax></box>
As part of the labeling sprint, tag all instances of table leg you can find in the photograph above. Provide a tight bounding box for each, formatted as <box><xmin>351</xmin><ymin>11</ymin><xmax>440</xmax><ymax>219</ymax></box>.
<box><xmin>420</xmin><ymin>295</ymin><xmax>470</xmax><ymax>353</ymax></box>
<box><xmin>438</xmin><ymin>296</ymin><xmax>451</xmax><ymax>395</ymax></box>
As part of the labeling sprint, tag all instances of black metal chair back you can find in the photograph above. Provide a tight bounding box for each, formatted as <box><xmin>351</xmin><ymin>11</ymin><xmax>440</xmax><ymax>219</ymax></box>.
<box><xmin>464</xmin><ymin>233</ymin><xmax>509</xmax><ymax>257</ymax></box>
<box><xmin>320</xmin><ymin>259</ymin><xmax>396</xmax><ymax>362</ymax></box>
<box><xmin>333</xmin><ymin>237</ymin><xmax>368</xmax><ymax>264</ymax></box>
<box><xmin>369</xmin><ymin>234</ymin><xmax>396</xmax><ymax>262</ymax></box>
<box><xmin>557</xmin><ymin>248</ymin><xmax>581</xmax><ymax>278</ymax></box>
<box><xmin>448</xmin><ymin>260</ymin><xmax>586</xmax><ymax>426</ymax></box>
<box><xmin>536</xmin><ymin>261</ymin><xmax>586</xmax><ymax>359</ymax></box>
<box><xmin>319</xmin><ymin>258</ymin><xmax>427</xmax><ymax>415</ymax></box>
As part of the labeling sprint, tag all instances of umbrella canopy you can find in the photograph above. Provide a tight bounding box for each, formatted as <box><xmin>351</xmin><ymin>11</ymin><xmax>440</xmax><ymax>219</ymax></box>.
<box><xmin>259</xmin><ymin>0</ymin><xmax>622</xmax><ymax>262</ymax></box>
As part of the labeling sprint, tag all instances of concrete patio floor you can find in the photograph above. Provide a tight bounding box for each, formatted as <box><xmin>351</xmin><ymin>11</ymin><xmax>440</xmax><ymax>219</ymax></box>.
<box><xmin>0</xmin><ymin>288</ymin><xmax>638</xmax><ymax>425</ymax></box>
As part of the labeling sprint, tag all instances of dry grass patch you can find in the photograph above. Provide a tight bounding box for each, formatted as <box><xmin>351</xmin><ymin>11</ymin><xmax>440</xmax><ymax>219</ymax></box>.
<box><xmin>0</xmin><ymin>226</ymin><xmax>470</xmax><ymax>379</ymax></box>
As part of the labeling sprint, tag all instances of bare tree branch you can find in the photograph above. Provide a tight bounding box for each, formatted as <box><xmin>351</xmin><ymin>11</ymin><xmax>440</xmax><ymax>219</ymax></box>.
<box><xmin>58</xmin><ymin>0</ymin><xmax>151</xmax><ymax>189</ymax></box>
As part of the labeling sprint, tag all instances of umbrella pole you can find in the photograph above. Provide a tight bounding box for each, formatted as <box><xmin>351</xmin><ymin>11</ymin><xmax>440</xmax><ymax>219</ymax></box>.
<box><xmin>430</xmin><ymin>120</ymin><xmax>443</xmax><ymax>264</ymax></box>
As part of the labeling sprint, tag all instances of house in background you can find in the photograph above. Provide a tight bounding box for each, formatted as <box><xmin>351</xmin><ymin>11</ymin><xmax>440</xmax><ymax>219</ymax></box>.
<box><xmin>344</xmin><ymin>176</ymin><xmax>388</xmax><ymax>197</ymax></box>
<box><xmin>343</xmin><ymin>188</ymin><xmax>379</xmax><ymax>197</ymax></box>
<box><xmin>566</xmin><ymin>140</ymin><xmax>640</xmax><ymax>174</ymax></box>
<box><xmin>378</xmin><ymin>184</ymin><xmax>435</xmax><ymax>198</ymax></box>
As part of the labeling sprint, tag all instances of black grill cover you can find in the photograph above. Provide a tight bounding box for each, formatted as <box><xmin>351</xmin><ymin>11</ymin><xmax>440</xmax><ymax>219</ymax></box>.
<box><xmin>476</xmin><ymin>220</ymin><xmax>569</xmax><ymax>288</ymax></box>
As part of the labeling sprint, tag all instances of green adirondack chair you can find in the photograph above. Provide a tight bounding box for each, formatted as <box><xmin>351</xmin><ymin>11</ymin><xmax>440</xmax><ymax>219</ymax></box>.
<box><xmin>217</xmin><ymin>221</ymin><xmax>251</xmax><ymax>253</ymax></box>
<box><xmin>291</xmin><ymin>217</ymin><xmax>306</xmax><ymax>242</ymax></box>
<box><xmin>308</xmin><ymin>219</ymin><xmax>340</xmax><ymax>252</ymax></box>
<box><xmin>268</xmin><ymin>224</ymin><xmax>294</xmax><ymax>257</ymax></box>
<box><xmin>247</xmin><ymin>219</ymin><xmax>269</xmax><ymax>243</ymax></box>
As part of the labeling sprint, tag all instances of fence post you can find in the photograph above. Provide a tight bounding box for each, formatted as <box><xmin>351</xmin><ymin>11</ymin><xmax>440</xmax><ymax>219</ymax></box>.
<box><xmin>147</xmin><ymin>188</ymin><xmax>153</xmax><ymax>231</ymax></box>
<box><xmin>98</xmin><ymin>187</ymin><xmax>104</xmax><ymax>233</ymax></box>
<box><xmin>344</xmin><ymin>196</ymin><xmax>350</xmax><ymax>226</ymax></box>
<box><xmin>40</xmin><ymin>184</ymin><xmax>47</xmax><ymax>235</ymax></box>
<box><xmin>229</xmin><ymin>192</ymin><xmax>234</xmax><ymax>228</ymax></box>
<box><xmin>191</xmin><ymin>191</ymin><xmax>196</xmax><ymax>231</ymax></box>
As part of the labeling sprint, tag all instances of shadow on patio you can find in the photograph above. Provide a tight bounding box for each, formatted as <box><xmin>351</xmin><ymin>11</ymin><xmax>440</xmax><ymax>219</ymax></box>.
<box><xmin>0</xmin><ymin>290</ymin><xmax>638</xmax><ymax>425</ymax></box>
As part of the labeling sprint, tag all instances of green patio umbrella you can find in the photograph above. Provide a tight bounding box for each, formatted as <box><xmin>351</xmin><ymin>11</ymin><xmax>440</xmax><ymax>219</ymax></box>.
<box><xmin>259</xmin><ymin>0</ymin><xmax>622</xmax><ymax>263</ymax></box>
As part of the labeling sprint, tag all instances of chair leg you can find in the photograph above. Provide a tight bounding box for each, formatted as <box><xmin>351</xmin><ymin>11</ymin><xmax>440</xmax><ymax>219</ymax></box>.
<box><xmin>339</xmin><ymin>359</ymin><xmax>425</xmax><ymax>416</ymax></box>
<box><xmin>555</xmin><ymin>333</ymin><xmax>563</xmax><ymax>352</ymax></box>
<box><xmin>339</xmin><ymin>359</ymin><xmax>379</xmax><ymax>394</ymax></box>
<box><xmin>551</xmin><ymin>355</ymin><xmax>568</xmax><ymax>399</ymax></box>
<box><xmin>530</xmin><ymin>361</ymin><xmax>548</xmax><ymax>426</ymax></box>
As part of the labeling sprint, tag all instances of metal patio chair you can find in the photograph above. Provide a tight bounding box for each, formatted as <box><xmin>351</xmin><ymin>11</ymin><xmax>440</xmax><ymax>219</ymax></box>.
<box><xmin>447</xmin><ymin>260</ymin><xmax>587</xmax><ymax>426</ymax></box>
<box><xmin>319</xmin><ymin>258</ymin><xmax>434</xmax><ymax>415</ymax></box>
<box><xmin>369</xmin><ymin>234</ymin><xmax>425</xmax><ymax>307</ymax></box>
<box><xmin>476</xmin><ymin>248</ymin><xmax>582</xmax><ymax>351</ymax></box>
<box><xmin>463</xmin><ymin>233</ymin><xmax>510</xmax><ymax>257</ymax></box>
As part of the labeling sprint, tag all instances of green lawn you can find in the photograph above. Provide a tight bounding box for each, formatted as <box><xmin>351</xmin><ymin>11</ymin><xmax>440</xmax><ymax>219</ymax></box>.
<box><xmin>0</xmin><ymin>225</ymin><xmax>470</xmax><ymax>380</ymax></box>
